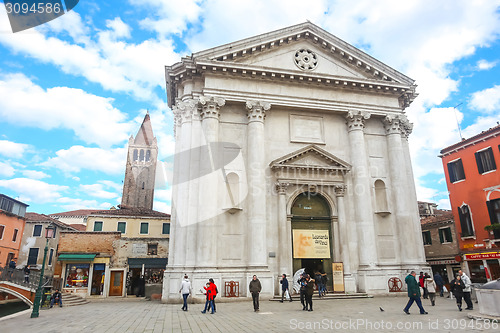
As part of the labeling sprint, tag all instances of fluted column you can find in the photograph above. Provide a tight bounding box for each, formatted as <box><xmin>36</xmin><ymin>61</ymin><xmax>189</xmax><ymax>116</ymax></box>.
<box><xmin>346</xmin><ymin>110</ymin><xmax>378</xmax><ymax>268</ymax></box>
<box><xmin>276</xmin><ymin>182</ymin><xmax>292</xmax><ymax>277</ymax></box>
<box><xmin>246</xmin><ymin>100</ymin><xmax>271</xmax><ymax>267</ymax></box>
<box><xmin>196</xmin><ymin>96</ymin><xmax>225</xmax><ymax>268</ymax></box>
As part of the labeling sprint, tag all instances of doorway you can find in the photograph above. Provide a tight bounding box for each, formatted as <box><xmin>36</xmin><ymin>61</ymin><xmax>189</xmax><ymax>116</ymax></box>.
<box><xmin>91</xmin><ymin>263</ymin><xmax>105</xmax><ymax>295</ymax></box>
<box><xmin>109</xmin><ymin>271</ymin><xmax>124</xmax><ymax>296</ymax></box>
<box><xmin>291</xmin><ymin>192</ymin><xmax>333</xmax><ymax>288</ymax></box>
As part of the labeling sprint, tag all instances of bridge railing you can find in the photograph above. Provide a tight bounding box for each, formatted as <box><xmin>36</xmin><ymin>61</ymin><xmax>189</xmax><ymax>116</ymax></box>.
<box><xmin>0</xmin><ymin>266</ymin><xmax>53</xmax><ymax>290</ymax></box>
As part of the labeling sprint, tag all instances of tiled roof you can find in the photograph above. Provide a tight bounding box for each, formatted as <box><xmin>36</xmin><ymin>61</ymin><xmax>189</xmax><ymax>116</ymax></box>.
<box><xmin>69</xmin><ymin>224</ymin><xmax>87</xmax><ymax>231</ymax></box>
<box><xmin>89</xmin><ymin>207</ymin><xmax>170</xmax><ymax>218</ymax></box>
<box><xmin>49</xmin><ymin>209</ymin><xmax>98</xmax><ymax>217</ymax></box>
<box><xmin>420</xmin><ymin>211</ymin><xmax>454</xmax><ymax>225</ymax></box>
<box><xmin>25</xmin><ymin>212</ymin><xmax>76</xmax><ymax>229</ymax></box>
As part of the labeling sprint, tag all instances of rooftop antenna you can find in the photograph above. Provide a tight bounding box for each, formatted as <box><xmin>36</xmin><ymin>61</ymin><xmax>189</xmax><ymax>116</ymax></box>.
<box><xmin>453</xmin><ymin>103</ymin><xmax>464</xmax><ymax>140</ymax></box>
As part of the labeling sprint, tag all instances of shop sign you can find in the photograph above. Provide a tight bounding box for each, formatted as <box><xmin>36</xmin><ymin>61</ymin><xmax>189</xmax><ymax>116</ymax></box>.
<box><xmin>428</xmin><ymin>259</ymin><xmax>459</xmax><ymax>265</ymax></box>
<box><xmin>332</xmin><ymin>262</ymin><xmax>344</xmax><ymax>293</ymax></box>
<box><xmin>292</xmin><ymin>229</ymin><xmax>330</xmax><ymax>259</ymax></box>
<box><xmin>464</xmin><ymin>252</ymin><xmax>500</xmax><ymax>260</ymax></box>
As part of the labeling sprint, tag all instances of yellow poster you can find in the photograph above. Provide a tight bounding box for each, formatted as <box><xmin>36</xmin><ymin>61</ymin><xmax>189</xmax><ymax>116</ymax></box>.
<box><xmin>292</xmin><ymin>229</ymin><xmax>330</xmax><ymax>259</ymax></box>
<box><xmin>332</xmin><ymin>262</ymin><xmax>344</xmax><ymax>292</ymax></box>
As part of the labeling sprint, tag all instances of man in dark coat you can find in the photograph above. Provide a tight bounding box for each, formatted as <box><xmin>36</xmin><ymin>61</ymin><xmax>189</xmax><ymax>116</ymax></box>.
<box><xmin>249</xmin><ymin>275</ymin><xmax>262</xmax><ymax>312</ymax></box>
<box><xmin>298</xmin><ymin>274</ymin><xmax>307</xmax><ymax>310</ymax></box>
<box><xmin>433</xmin><ymin>272</ymin><xmax>445</xmax><ymax>297</ymax></box>
<box><xmin>280</xmin><ymin>274</ymin><xmax>292</xmax><ymax>302</ymax></box>
<box><xmin>50</xmin><ymin>289</ymin><xmax>62</xmax><ymax>308</ymax></box>
<box><xmin>304</xmin><ymin>275</ymin><xmax>315</xmax><ymax>311</ymax></box>
<box><xmin>403</xmin><ymin>271</ymin><xmax>428</xmax><ymax>315</ymax></box>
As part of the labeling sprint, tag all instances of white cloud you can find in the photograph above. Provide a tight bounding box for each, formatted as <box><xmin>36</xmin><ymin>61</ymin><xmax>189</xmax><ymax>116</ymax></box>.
<box><xmin>476</xmin><ymin>59</ymin><xmax>498</xmax><ymax>71</ymax></box>
<box><xmin>0</xmin><ymin>178</ymin><xmax>68</xmax><ymax>203</ymax></box>
<box><xmin>153</xmin><ymin>200</ymin><xmax>171</xmax><ymax>214</ymax></box>
<box><xmin>0</xmin><ymin>140</ymin><xmax>31</xmax><ymax>159</ymax></box>
<box><xmin>42</xmin><ymin>146</ymin><xmax>126</xmax><ymax>175</ymax></box>
<box><xmin>154</xmin><ymin>188</ymin><xmax>172</xmax><ymax>202</ymax></box>
<box><xmin>79</xmin><ymin>184</ymin><xmax>119</xmax><ymax>199</ymax></box>
<box><xmin>437</xmin><ymin>198</ymin><xmax>451</xmax><ymax>210</ymax></box>
<box><xmin>0</xmin><ymin>161</ymin><xmax>15</xmax><ymax>177</ymax></box>
<box><xmin>98</xmin><ymin>180</ymin><xmax>123</xmax><ymax>192</ymax></box>
<box><xmin>105</xmin><ymin>17</ymin><xmax>131</xmax><ymax>39</ymax></box>
<box><xmin>469</xmin><ymin>85</ymin><xmax>500</xmax><ymax>114</ymax></box>
<box><xmin>21</xmin><ymin>170</ymin><xmax>50</xmax><ymax>180</ymax></box>
<box><xmin>0</xmin><ymin>73</ymin><xmax>132</xmax><ymax>148</ymax></box>
<box><xmin>55</xmin><ymin>197</ymin><xmax>102</xmax><ymax>211</ymax></box>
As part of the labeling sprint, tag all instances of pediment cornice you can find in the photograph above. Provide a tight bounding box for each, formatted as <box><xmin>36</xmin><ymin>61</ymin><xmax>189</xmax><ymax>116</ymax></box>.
<box><xmin>270</xmin><ymin>145</ymin><xmax>351</xmax><ymax>172</ymax></box>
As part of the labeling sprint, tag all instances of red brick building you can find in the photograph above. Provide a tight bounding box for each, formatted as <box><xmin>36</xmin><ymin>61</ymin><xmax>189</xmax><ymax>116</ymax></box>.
<box><xmin>440</xmin><ymin>124</ymin><xmax>500</xmax><ymax>283</ymax></box>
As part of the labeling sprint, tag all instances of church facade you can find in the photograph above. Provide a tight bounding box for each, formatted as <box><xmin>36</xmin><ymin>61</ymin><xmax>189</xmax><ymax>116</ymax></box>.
<box><xmin>162</xmin><ymin>22</ymin><xmax>427</xmax><ymax>301</ymax></box>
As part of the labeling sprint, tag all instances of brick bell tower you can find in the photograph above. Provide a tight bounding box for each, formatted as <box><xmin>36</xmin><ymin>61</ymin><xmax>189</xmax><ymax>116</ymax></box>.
<box><xmin>121</xmin><ymin>112</ymin><xmax>158</xmax><ymax>210</ymax></box>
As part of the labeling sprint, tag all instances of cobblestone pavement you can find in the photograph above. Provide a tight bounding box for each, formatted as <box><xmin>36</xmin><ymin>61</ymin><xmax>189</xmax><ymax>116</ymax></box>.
<box><xmin>1</xmin><ymin>295</ymin><xmax>497</xmax><ymax>332</ymax></box>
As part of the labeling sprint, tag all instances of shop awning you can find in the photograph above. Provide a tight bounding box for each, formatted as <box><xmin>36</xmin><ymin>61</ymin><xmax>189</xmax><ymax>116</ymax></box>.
<box><xmin>128</xmin><ymin>258</ymin><xmax>168</xmax><ymax>268</ymax></box>
<box><xmin>57</xmin><ymin>254</ymin><xmax>96</xmax><ymax>261</ymax></box>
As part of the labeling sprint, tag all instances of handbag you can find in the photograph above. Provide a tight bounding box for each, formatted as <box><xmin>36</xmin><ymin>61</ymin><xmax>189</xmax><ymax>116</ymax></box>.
<box><xmin>285</xmin><ymin>289</ymin><xmax>290</xmax><ymax>300</ymax></box>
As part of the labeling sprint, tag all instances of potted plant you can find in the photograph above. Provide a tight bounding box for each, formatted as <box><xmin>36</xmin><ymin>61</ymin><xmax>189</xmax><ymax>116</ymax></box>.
<box><xmin>484</xmin><ymin>224</ymin><xmax>500</xmax><ymax>240</ymax></box>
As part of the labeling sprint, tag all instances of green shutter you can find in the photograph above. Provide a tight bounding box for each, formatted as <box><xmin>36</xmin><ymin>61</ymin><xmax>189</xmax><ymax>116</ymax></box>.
<box><xmin>439</xmin><ymin>229</ymin><xmax>444</xmax><ymax>243</ymax></box>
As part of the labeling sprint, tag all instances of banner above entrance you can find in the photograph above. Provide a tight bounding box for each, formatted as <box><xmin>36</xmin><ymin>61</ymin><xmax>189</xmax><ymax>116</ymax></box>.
<box><xmin>293</xmin><ymin>229</ymin><xmax>330</xmax><ymax>259</ymax></box>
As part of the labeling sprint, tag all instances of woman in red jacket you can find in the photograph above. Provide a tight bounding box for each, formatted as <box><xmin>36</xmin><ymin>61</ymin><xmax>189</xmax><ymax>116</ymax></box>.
<box><xmin>201</xmin><ymin>281</ymin><xmax>216</xmax><ymax>314</ymax></box>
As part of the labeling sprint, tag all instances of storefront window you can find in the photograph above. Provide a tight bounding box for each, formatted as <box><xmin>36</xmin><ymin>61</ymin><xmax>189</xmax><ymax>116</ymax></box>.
<box><xmin>144</xmin><ymin>268</ymin><xmax>163</xmax><ymax>284</ymax></box>
<box><xmin>468</xmin><ymin>261</ymin><xmax>487</xmax><ymax>283</ymax></box>
<box><xmin>65</xmin><ymin>264</ymin><xmax>90</xmax><ymax>288</ymax></box>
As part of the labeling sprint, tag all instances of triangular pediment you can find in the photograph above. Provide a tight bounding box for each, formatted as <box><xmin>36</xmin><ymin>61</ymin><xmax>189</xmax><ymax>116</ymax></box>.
<box><xmin>270</xmin><ymin>145</ymin><xmax>351</xmax><ymax>172</ymax></box>
<box><xmin>192</xmin><ymin>22</ymin><xmax>414</xmax><ymax>85</ymax></box>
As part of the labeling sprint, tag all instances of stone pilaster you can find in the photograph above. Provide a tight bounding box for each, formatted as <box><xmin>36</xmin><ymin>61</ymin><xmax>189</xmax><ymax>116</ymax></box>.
<box><xmin>335</xmin><ymin>184</ymin><xmax>356</xmax><ymax>292</ymax></box>
<box><xmin>345</xmin><ymin>110</ymin><xmax>378</xmax><ymax>268</ymax></box>
<box><xmin>276</xmin><ymin>182</ymin><xmax>292</xmax><ymax>277</ymax></box>
<box><xmin>246</xmin><ymin>100</ymin><xmax>271</xmax><ymax>267</ymax></box>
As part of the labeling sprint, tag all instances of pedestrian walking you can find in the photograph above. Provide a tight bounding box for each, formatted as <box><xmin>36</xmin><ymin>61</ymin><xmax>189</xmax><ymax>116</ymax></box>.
<box><xmin>458</xmin><ymin>270</ymin><xmax>473</xmax><ymax>310</ymax></box>
<box><xmin>298</xmin><ymin>273</ymin><xmax>307</xmax><ymax>310</ymax></box>
<box><xmin>23</xmin><ymin>265</ymin><xmax>30</xmax><ymax>283</ymax></box>
<box><xmin>201</xmin><ymin>282</ymin><xmax>215</xmax><ymax>314</ymax></box>
<box><xmin>249</xmin><ymin>275</ymin><xmax>262</xmax><ymax>312</ymax></box>
<box><xmin>403</xmin><ymin>271</ymin><xmax>428</xmax><ymax>315</ymax></box>
<box><xmin>450</xmin><ymin>274</ymin><xmax>465</xmax><ymax>311</ymax></box>
<box><xmin>419</xmin><ymin>272</ymin><xmax>428</xmax><ymax>299</ymax></box>
<box><xmin>304</xmin><ymin>274</ymin><xmax>315</xmax><ymax>311</ymax></box>
<box><xmin>208</xmin><ymin>278</ymin><xmax>218</xmax><ymax>312</ymax></box>
<box><xmin>425</xmin><ymin>275</ymin><xmax>437</xmax><ymax>306</ymax></box>
<box><xmin>433</xmin><ymin>272</ymin><xmax>445</xmax><ymax>297</ymax></box>
<box><xmin>179</xmin><ymin>275</ymin><xmax>191</xmax><ymax>311</ymax></box>
<box><xmin>321</xmin><ymin>273</ymin><xmax>328</xmax><ymax>296</ymax></box>
<box><xmin>280</xmin><ymin>274</ymin><xmax>292</xmax><ymax>302</ymax></box>
<box><xmin>315</xmin><ymin>271</ymin><xmax>323</xmax><ymax>297</ymax></box>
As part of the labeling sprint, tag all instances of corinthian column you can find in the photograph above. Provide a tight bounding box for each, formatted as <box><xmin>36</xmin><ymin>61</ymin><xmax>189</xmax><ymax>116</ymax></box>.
<box><xmin>246</xmin><ymin>100</ymin><xmax>271</xmax><ymax>267</ymax></box>
<box><xmin>196</xmin><ymin>96</ymin><xmax>225</xmax><ymax>268</ymax></box>
<box><xmin>345</xmin><ymin>110</ymin><xmax>378</xmax><ymax>268</ymax></box>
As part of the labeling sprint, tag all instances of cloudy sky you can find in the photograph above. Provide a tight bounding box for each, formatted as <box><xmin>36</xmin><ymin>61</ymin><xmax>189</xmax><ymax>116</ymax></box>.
<box><xmin>0</xmin><ymin>0</ymin><xmax>499</xmax><ymax>214</ymax></box>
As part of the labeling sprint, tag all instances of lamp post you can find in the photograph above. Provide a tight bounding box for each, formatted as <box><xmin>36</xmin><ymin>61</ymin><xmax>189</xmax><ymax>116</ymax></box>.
<box><xmin>31</xmin><ymin>224</ymin><xmax>55</xmax><ymax>318</ymax></box>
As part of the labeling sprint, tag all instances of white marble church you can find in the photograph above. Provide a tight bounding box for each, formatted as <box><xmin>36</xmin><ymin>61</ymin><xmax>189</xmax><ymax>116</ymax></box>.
<box><xmin>162</xmin><ymin>22</ymin><xmax>427</xmax><ymax>301</ymax></box>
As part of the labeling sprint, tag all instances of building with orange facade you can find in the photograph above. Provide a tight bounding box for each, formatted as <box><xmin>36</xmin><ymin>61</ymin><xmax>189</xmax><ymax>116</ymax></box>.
<box><xmin>440</xmin><ymin>124</ymin><xmax>500</xmax><ymax>283</ymax></box>
<box><xmin>0</xmin><ymin>194</ymin><xmax>28</xmax><ymax>268</ymax></box>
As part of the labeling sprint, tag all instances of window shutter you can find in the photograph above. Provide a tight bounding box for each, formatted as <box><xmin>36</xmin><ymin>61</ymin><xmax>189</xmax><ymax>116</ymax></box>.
<box><xmin>486</xmin><ymin>201</ymin><xmax>498</xmax><ymax>224</ymax></box>
<box><xmin>488</xmin><ymin>148</ymin><xmax>497</xmax><ymax>170</ymax></box>
<box><xmin>447</xmin><ymin>163</ymin><xmax>456</xmax><ymax>182</ymax></box>
<box><xmin>475</xmin><ymin>152</ymin><xmax>484</xmax><ymax>174</ymax></box>
<box><xmin>439</xmin><ymin>229</ymin><xmax>444</xmax><ymax>243</ymax></box>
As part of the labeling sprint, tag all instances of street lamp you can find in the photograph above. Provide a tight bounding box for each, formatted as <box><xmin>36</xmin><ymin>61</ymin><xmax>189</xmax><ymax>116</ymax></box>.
<box><xmin>30</xmin><ymin>223</ymin><xmax>55</xmax><ymax>318</ymax></box>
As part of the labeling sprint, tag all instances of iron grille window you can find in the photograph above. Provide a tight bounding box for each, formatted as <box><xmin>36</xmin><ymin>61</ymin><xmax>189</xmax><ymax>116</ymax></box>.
<box><xmin>422</xmin><ymin>231</ymin><xmax>432</xmax><ymax>245</ymax></box>
<box><xmin>148</xmin><ymin>243</ymin><xmax>158</xmax><ymax>255</ymax></box>
<box><xmin>439</xmin><ymin>227</ymin><xmax>453</xmax><ymax>243</ymax></box>
<box><xmin>475</xmin><ymin>147</ymin><xmax>496</xmax><ymax>174</ymax></box>
<box><xmin>458</xmin><ymin>205</ymin><xmax>474</xmax><ymax>237</ymax></box>
<box><xmin>27</xmin><ymin>248</ymin><xmax>39</xmax><ymax>266</ymax></box>
<box><xmin>447</xmin><ymin>159</ymin><xmax>466</xmax><ymax>183</ymax></box>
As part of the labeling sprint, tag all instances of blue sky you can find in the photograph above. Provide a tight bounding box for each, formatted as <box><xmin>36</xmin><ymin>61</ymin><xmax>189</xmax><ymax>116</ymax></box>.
<box><xmin>0</xmin><ymin>0</ymin><xmax>499</xmax><ymax>215</ymax></box>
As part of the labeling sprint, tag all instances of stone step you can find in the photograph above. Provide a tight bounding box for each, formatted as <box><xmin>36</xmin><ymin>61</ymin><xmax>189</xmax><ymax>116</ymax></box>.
<box><xmin>270</xmin><ymin>292</ymin><xmax>372</xmax><ymax>301</ymax></box>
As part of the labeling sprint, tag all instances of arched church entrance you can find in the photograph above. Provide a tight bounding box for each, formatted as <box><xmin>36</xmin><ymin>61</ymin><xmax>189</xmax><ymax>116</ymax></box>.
<box><xmin>291</xmin><ymin>192</ymin><xmax>333</xmax><ymax>289</ymax></box>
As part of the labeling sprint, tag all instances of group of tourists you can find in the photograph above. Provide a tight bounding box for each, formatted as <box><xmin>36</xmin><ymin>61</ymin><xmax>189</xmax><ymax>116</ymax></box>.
<box><xmin>404</xmin><ymin>270</ymin><xmax>473</xmax><ymax>315</ymax></box>
<box><xmin>178</xmin><ymin>275</ymin><xmax>219</xmax><ymax>314</ymax></box>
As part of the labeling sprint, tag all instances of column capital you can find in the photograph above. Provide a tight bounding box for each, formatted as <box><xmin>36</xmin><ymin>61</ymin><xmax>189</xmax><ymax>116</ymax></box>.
<box><xmin>175</xmin><ymin>99</ymin><xmax>199</xmax><ymax>124</ymax></box>
<box><xmin>246</xmin><ymin>100</ymin><xmax>271</xmax><ymax>123</ymax></box>
<box><xmin>334</xmin><ymin>185</ymin><xmax>347</xmax><ymax>197</ymax></box>
<box><xmin>199</xmin><ymin>96</ymin><xmax>225</xmax><ymax>120</ymax></box>
<box><xmin>346</xmin><ymin>110</ymin><xmax>370</xmax><ymax>131</ymax></box>
<box><xmin>275</xmin><ymin>182</ymin><xmax>289</xmax><ymax>194</ymax></box>
<box><xmin>383</xmin><ymin>114</ymin><xmax>412</xmax><ymax>138</ymax></box>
